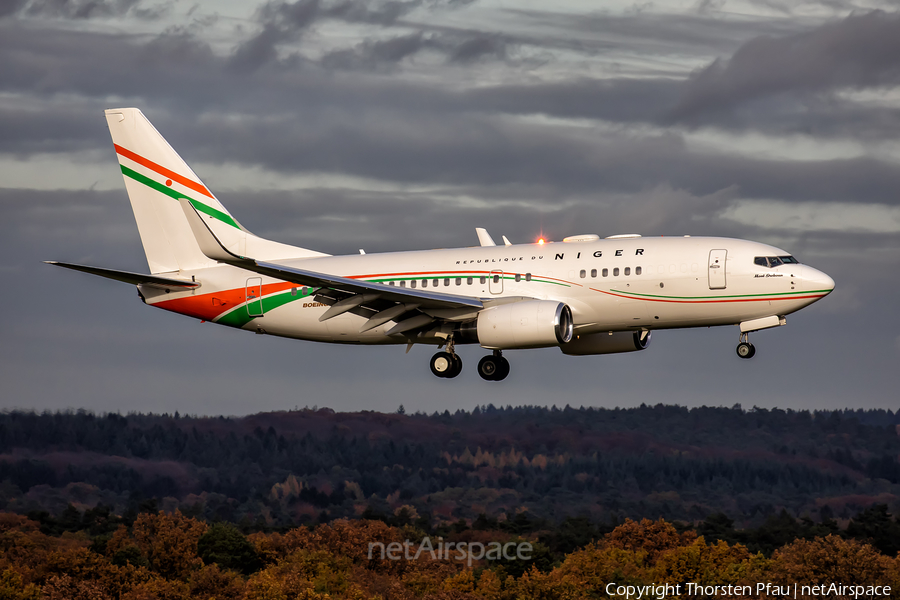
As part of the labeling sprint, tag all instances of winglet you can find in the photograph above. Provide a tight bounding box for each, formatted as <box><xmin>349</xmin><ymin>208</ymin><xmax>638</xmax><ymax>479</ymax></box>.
<box><xmin>502</xmin><ymin>235</ymin><xmax>512</xmax><ymax>246</ymax></box>
<box><xmin>476</xmin><ymin>228</ymin><xmax>497</xmax><ymax>247</ymax></box>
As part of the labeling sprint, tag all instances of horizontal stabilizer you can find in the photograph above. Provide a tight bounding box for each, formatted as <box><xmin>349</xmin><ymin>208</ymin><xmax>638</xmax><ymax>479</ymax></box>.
<box><xmin>45</xmin><ymin>261</ymin><xmax>199</xmax><ymax>289</ymax></box>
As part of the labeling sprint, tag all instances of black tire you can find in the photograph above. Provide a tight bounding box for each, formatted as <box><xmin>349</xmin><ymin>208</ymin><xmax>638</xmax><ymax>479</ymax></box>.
<box><xmin>736</xmin><ymin>342</ymin><xmax>754</xmax><ymax>359</ymax></box>
<box><xmin>446</xmin><ymin>354</ymin><xmax>463</xmax><ymax>378</ymax></box>
<box><xmin>494</xmin><ymin>357</ymin><xmax>510</xmax><ymax>381</ymax></box>
<box><xmin>430</xmin><ymin>352</ymin><xmax>454</xmax><ymax>377</ymax></box>
<box><xmin>477</xmin><ymin>355</ymin><xmax>499</xmax><ymax>380</ymax></box>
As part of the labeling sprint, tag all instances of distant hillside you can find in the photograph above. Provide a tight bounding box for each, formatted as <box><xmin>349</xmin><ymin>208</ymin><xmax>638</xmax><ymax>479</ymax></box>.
<box><xmin>0</xmin><ymin>405</ymin><xmax>898</xmax><ymax>531</ymax></box>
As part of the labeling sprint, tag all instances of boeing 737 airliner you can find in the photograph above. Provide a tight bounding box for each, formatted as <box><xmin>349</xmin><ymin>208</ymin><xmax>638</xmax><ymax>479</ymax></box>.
<box><xmin>48</xmin><ymin>108</ymin><xmax>835</xmax><ymax>381</ymax></box>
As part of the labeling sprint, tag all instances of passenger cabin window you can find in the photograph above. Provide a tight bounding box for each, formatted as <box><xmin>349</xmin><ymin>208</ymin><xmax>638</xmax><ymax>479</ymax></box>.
<box><xmin>433</xmin><ymin>278</ymin><xmax>439</xmax><ymax>287</ymax></box>
<box><xmin>579</xmin><ymin>269</ymin><xmax>586</xmax><ymax>278</ymax></box>
<box><xmin>455</xmin><ymin>277</ymin><xmax>462</xmax><ymax>285</ymax></box>
<box><xmin>444</xmin><ymin>278</ymin><xmax>450</xmax><ymax>286</ymax></box>
<box><xmin>624</xmin><ymin>267</ymin><xmax>631</xmax><ymax>276</ymax></box>
<box><xmin>422</xmin><ymin>279</ymin><xmax>427</xmax><ymax>288</ymax></box>
<box><xmin>389</xmin><ymin>281</ymin><xmax>395</xmax><ymax>286</ymax></box>
<box><xmin>525</xmin><ymin>273</ymin><xmax>532</xmax><ymax>281</ymax></box>
<box><xmin>591</xmin><ymin>269</ymin><xmax>597</xmax><ymax>278</ymax></box>
<box><xmin>493</xmin><ymin>275</ymin><xmax>500</xmax><ymax>283</ymax></box>
<box><xmin>514</xmin><ymin>273</ymin><xmax>521</xmax><ymax>282</ymax></box>
<box><xmin>636</xmin><ymin>266</ymin><xmax>642</xmax><ymax>275</ymax></box>
<box><xmin>400</xmin><ymin>281</ymin><xmax>406</xmax><ymax>287</ymax></box>
<box><xmin>480</xmin><ymin>276</ymin><xmax>486</xmax><ymax>284</ymax></box>
<box><xmin>613</xmin><ymin>267</ymin><xmax>619</xmax><ymax>276</ymax></box>
<box><xmin>602</xmin><ymin>268</ymin><xmax>608</xmax><ymax>277</ymax></box>
<box><xmin>467</xmin><ymin>277</ymin><xmax>473</xmax><ymax>285</ymax></box>
<box><xmin>411</xmin><ymin>280</ymin><xmax>417</xmax><ymax>288</ymax></box>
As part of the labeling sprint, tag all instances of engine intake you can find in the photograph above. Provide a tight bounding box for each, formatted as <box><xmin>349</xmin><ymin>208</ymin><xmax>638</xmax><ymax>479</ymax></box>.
<box><xmin>560</xmin><ymin>330</ymin><xmax>651</xmax><ymax>356</ymax></box>
<box><xmin>469</xmin><ymin>301</ymin><xmax>574</xmax><ymax>349</ymax></box>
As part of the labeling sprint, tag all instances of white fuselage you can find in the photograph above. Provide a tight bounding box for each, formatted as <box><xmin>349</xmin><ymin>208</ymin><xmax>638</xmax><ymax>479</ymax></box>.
<box><xmin>140</xmin><ymin>235</ymin><xmax>834</xmax><ymax>345</ymax></box>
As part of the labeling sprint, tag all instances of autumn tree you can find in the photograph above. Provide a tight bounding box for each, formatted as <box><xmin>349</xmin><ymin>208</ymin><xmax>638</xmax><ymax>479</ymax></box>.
<box><xmin>604</xmin><ymin>518</ymin><xmax>696</xmax><ymax>563</ymax></box>
<box><xmin>768</xmin><ymin>535</ymin><xmax>899</xmax><ymax>596</ymax></box>
<box><xmin>197</xmin><ymin>522</ymin><xmax>261</xmax><ymax>575</ymax></box>
<box><xmin>132</xmin><ymin>510</ymin><xmax>207</xmax><ymax>580</ymax></box>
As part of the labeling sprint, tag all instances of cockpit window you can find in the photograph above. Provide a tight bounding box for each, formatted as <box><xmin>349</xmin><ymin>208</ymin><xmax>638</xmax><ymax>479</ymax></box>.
<box><xmin>754</xmin><ymin>255</ymin><xmax>800</xmax><ymax>268</ymax></box>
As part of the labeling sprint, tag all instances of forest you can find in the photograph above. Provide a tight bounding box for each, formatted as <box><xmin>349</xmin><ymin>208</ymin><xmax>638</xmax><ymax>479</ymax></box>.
<box><xmin>0</xmin><ymin>405</ymin><xmax>899</xmax><ymax>597</ymax></box>
<box><xmin>1</xmin><ymin>404</ymin><xmax>898</xmax><ymax>529</ymax></box>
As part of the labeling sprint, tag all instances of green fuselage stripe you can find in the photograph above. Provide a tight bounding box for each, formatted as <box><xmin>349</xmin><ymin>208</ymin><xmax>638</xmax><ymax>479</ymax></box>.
<box><xmin>120</xmin><ymin>165</ymin><xmax>240</xmax><ymax>229</ymax></box>
<box><xmin>215</xmin><ymin>287</ymin><xmax>314</xmax><ymax>328</ymax></box>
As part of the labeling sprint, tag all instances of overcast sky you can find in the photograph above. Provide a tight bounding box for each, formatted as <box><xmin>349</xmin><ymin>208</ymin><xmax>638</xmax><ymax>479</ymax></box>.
<box><xmin>2</xmin><ymin>0</ymin><xmax>899</xmax><ymax>416</ymax></box>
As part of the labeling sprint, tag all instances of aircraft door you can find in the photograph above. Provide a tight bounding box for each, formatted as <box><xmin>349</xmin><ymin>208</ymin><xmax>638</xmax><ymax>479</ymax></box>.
<box><xmin>708</xmin><ymin>249</ymin><xmax>727</xmax><ymax>289</ymax></box>
<box><xmin>246</xmin><ymin>277</ymin><xmax>264</xmax><ymax>317</ymax></box>
<box><xmin>489</xmin><ymin>270</ymin><xmax>504</xmax><ymax>294</ymax></box>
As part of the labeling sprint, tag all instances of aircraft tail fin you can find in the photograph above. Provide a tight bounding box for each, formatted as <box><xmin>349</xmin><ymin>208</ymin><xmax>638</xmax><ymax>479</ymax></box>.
<box><xmin>105</xmin><ymin>108</ymin><xmax>326</xmax><ymax>274</ymax></box>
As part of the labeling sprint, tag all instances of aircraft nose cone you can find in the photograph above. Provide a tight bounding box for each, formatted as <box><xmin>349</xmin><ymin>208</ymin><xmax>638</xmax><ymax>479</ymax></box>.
<box><xmin>802</xmin><ymin>266</ymin><xmax>835</xmax><ymax>294</ymax></box>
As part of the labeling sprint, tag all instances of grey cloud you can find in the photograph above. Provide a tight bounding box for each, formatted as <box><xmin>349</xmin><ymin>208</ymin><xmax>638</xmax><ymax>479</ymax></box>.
<box><xmin>229</xmin><ymin>23</ymin><xmax>292</xmax><ymax>72</ymax></box>
<box><xmin>507</xmin><ymin>9</ymin><xmax>806</xmax><ymax>59</ymax></box>
<box><xmin>233</xmin><ymin>0</ymin><xmax>425</xmax><ymax>71</ymax></box>
<box><xmin>22</xmin><ymin>0</ymin><xmax>140</xmax><ymax>19</ymax></box>
<box><xmin>321</xmin><ymin>0</ymin><xmax>422</xmax><ymax>26</ymax></box>
<box><xmin>320</xmin><ymin>32</ymin><xmax>427</xmax><ymax>70</ymax></box>
<box><xmin>672</xmin><ymin>10</ymin><xmax>900</xmax><ymax>121</ymax></box>
<box><xmin>0</xmin><ymin>0</ymin><xmax>27</xmax><ymax>17</ymax></box>
<box><xmin>319</xmin><ymin>31</ymin><xmax>509</xmax><ymax>70</ymax></box>
<box><xmin>446</xmin><ymin>33</ymin><xmax>506</xmax><ymax>63</ymax></box>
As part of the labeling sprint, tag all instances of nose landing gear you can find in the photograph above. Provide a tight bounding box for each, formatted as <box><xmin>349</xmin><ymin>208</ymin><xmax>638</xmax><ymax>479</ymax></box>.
<box><xmin>478</xmin><ymin>350</ymin><xmax>510</xmax><ymax>381</ymax></box>
<box><xmin>736</xmin><ymin>332</ymin><xmax>756</xmax><ymax>359</ymax></box>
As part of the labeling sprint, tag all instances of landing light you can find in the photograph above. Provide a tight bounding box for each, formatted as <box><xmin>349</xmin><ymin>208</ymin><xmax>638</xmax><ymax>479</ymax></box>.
<box><xmin>538</xmin><ymin>238</ymin><xmax>545</xmax><ymax>245</ymax></box>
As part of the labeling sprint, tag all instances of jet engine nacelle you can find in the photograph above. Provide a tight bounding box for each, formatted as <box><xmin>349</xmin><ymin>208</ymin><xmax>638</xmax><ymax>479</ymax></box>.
<box><xmin>474</xmin><ymin>300</ymin><xmax>574</xmax><ymax>349</ymax></box>
<box><xmin>560</xmin><ymin>330</ymin><xmax>651</xmax><ymax>356</ymax></box>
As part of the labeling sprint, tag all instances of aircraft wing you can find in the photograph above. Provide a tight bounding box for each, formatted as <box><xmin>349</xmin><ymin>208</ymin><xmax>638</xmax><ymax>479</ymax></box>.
<box><xmin>180</xmin><ymin>198</ymin><xmax>482</xmax><ymax>314</ymax></box>
<box><xmin>247</xmin><ymin>260</ymin><xmax>483</xmax><ymax>310</ymax></box>
<box><xmin>45</xmin><ymin>261</ymin><xmax>200</xmax><ymax>290</ymax></box>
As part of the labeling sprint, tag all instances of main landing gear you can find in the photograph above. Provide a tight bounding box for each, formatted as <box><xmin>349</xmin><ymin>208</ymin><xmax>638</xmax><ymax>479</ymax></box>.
<box><xmin>736</xmin><ymin>332</ymin><xmax>756</xmax><ymax>359</ymax></box>
<box><xmin>429</xmin><ymin>337</ymin><xmax>510</xmax><ymax>381</ymax></box>
<box><xmin>477</xmin><ymin>350</ymin><xmax>510</xmax><ymax>381</ymax></box>
<box><xmin>430</xmin><ymin>351</ymin><xmax>462</xmax><ymax>378</ymax></box>
<box><xmin>430</xmin><ymin>336</ymin><xmax>463</xmax><ymax>378</ymax></box>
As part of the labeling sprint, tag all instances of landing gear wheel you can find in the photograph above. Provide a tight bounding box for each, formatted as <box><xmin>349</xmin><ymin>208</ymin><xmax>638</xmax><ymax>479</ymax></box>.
<box><xmin>447</xmin><ymin>353</ymin><xmax>463</xmax><ymax>378</ymax></box>
<box><xmin>430</xmin><ymin>352</ymin><xmax>454</xmax><ymax>377</ymax></box>
<box><xmin>477</xmin><ymin>355</ymin><xmax>499</xmax><ymax>381</ymax></box>
<box><xmin>736</xmin><ymin>342</ymin><xmax>755</xmax><ymax>359</ymax></box>
<box><xmin>478</xmin><ymin>353</ymin><xmax>510</xmax><ymax>381</ymax></box>
<box><xmin>495</xmin><ymin>357</ymin><xmax>510</xmax><ymax>381</ymax></box>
